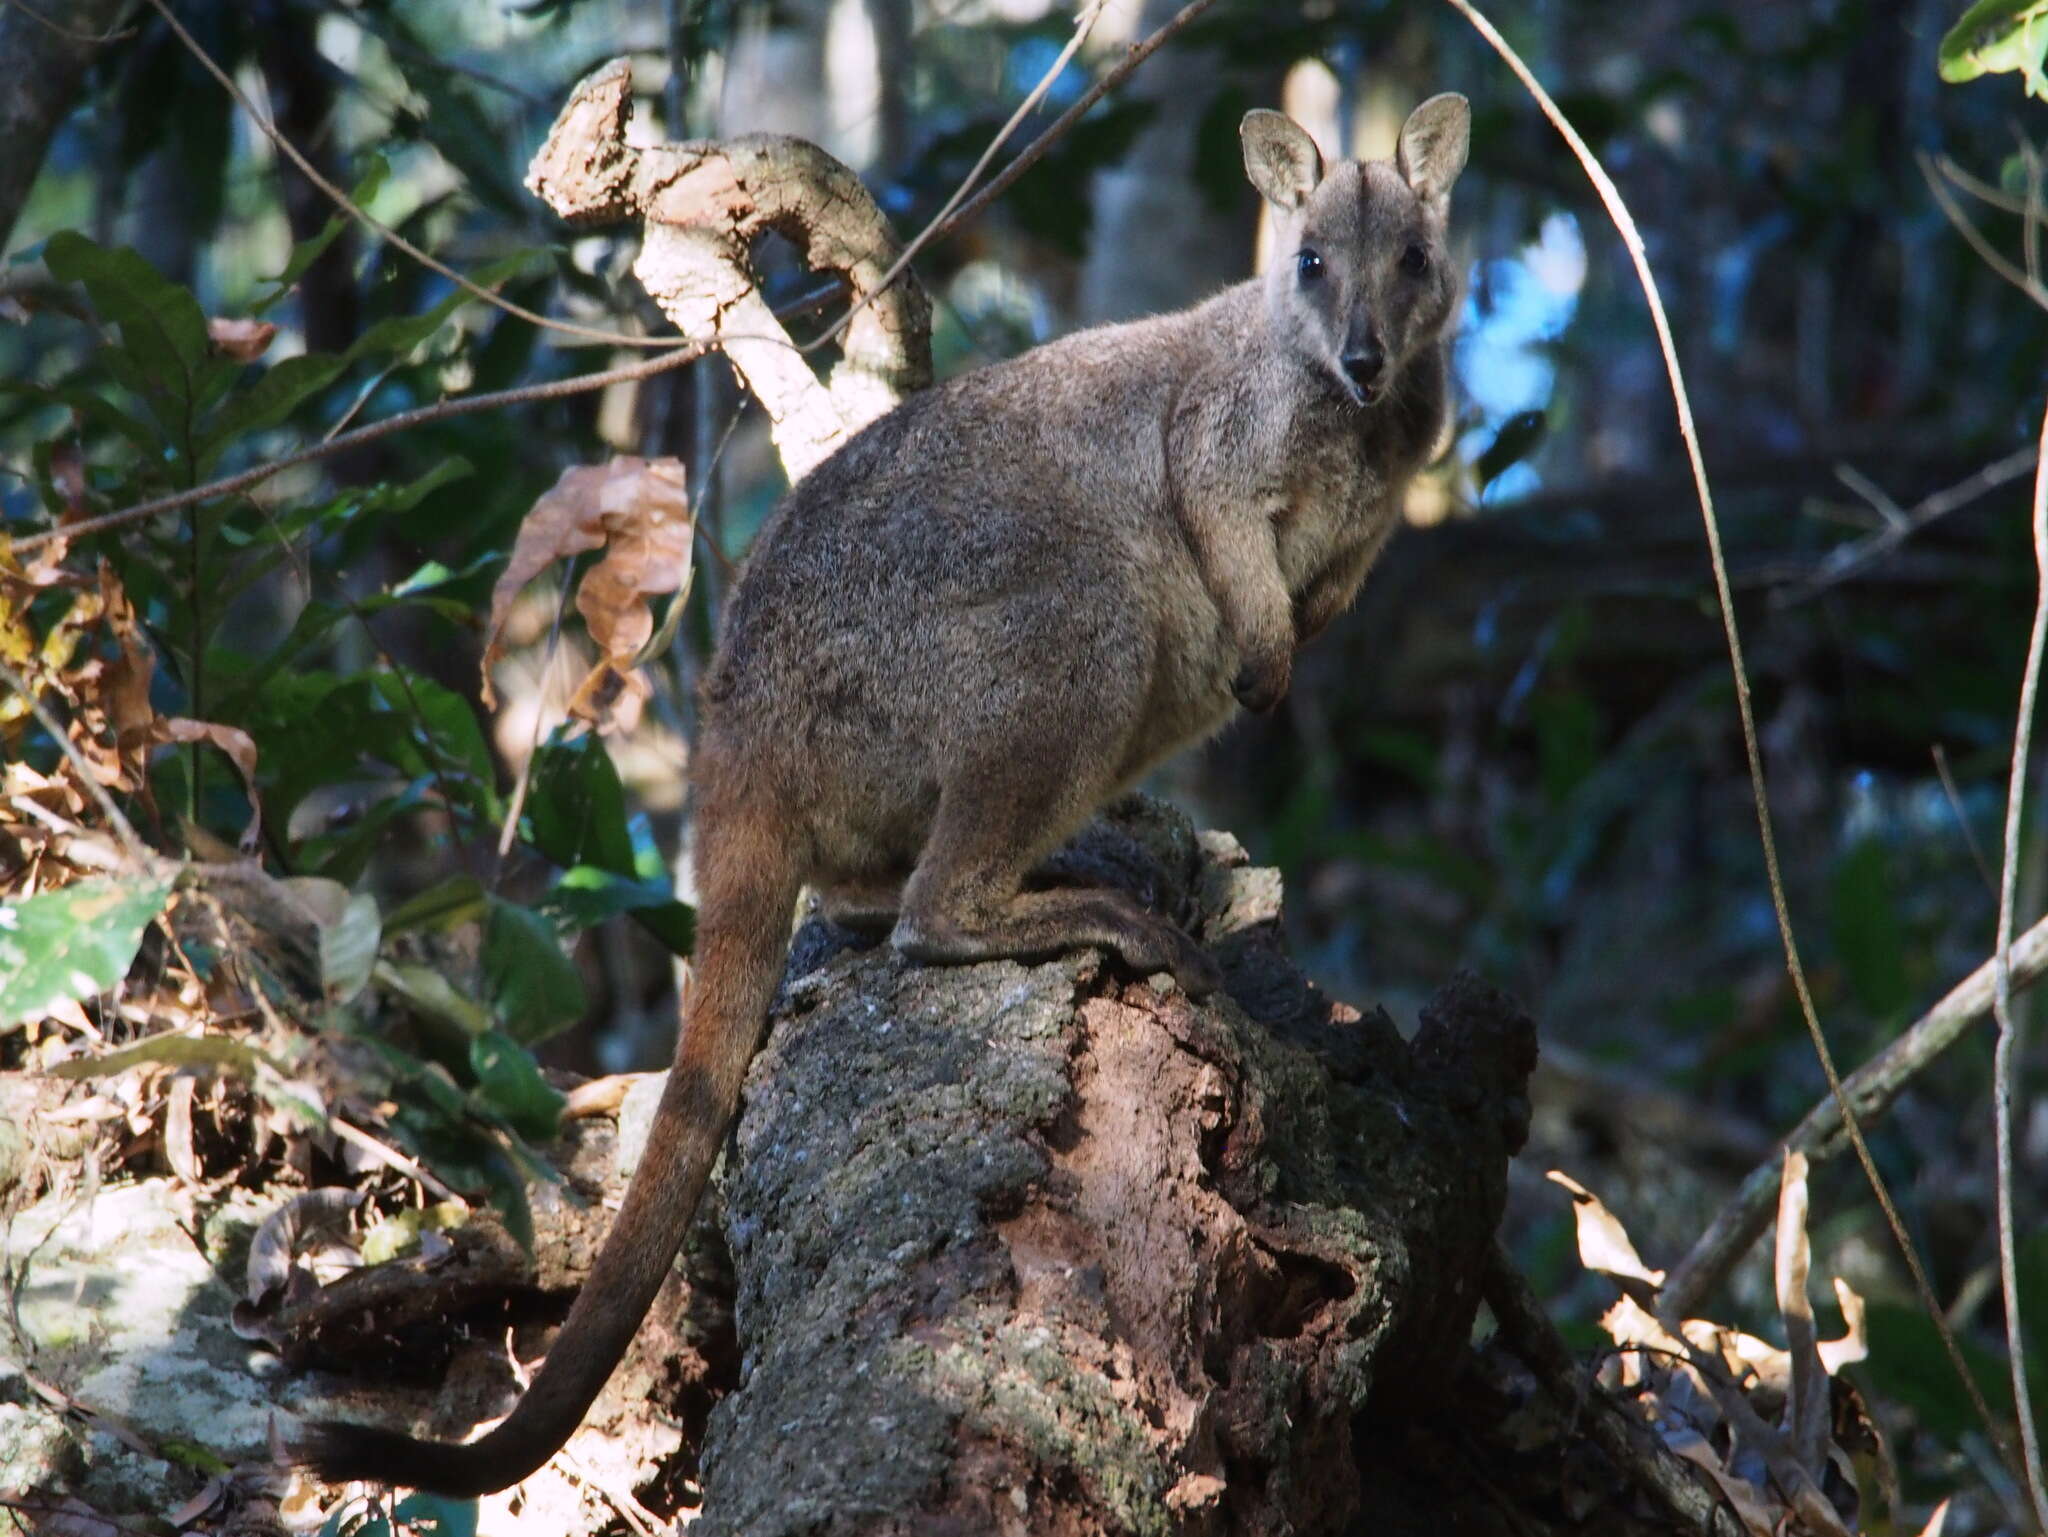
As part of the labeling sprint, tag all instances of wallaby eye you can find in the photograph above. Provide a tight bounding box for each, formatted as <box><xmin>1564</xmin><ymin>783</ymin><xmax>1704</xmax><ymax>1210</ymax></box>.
<box><xmin>1297</xmin><ymin>248</ymin><xmax>1324</xmax><ymax>283</ymax></box>
<box><xmin>1401</xmin><ymin>243</ymin><xmax>1430</xmax><ymax>276</ymax></box>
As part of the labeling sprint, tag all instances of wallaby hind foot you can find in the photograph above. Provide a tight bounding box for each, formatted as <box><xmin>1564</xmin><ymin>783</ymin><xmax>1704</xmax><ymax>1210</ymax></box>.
<box><xmin>888</xmin><ymin>778</ymin><xmax>1223</xmax><ymax>997</ymax></box>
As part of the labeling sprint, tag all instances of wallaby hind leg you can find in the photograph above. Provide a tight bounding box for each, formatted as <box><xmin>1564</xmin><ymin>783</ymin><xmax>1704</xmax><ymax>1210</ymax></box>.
<box><xmin>892</xmin><ymin>777</ymin><xmax>1221</xmax><ymax>997</ymax></box>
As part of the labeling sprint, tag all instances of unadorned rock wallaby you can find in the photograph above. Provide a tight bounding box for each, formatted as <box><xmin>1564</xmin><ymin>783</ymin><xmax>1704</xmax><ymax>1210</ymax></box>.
<box><xmin>298</xmin><ymin>94</ymin><xmax>1470</xmax><ymax>1495</ymax></box>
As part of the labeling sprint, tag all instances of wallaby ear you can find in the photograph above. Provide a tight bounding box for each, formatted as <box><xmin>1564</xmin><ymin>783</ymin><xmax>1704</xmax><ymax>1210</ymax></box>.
<box><xmin>1396</xmin><ymin>92</ymin><xmax>1470</xmax><ymax>207</ymax></box>
<box><xmin>1240</xmin><ymin>110</ymin><xmax>1324</xmax><ymax>212</ymax></box>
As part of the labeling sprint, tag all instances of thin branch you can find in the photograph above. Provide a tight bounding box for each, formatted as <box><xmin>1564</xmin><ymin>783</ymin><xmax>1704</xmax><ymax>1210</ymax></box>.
<box><xmin>6</xmin><ymin>342</ymin><xmax>707</xmax><ymax>555</ymax></box>
<box><xmin>1939</xmin><ymin>152</ymin><xmax>2035</xmax><ymax>217</ymax></box>
<box><xmin>330</xmin><ymin>1115</ymin><xmax>461</xmax><ymax>1203</ymax></box>
<box><xmin>1780</xmin><ymin>446</ymin><xmax>2037</xmax><ymax>605</ymax></box>
<box><xmin>1992</xmin><ymin>396</ymin><xmax>2048</xmax><ymax>1531</ymax></box>
<box><xmin>138</xmin><ymin>0</ymin><xmax>672</xmax><ymax>350</ymax></box>
<box><xmin>1439</xmin><ymin>0</ymin><xmax>2020</xmax><ymax>1474</ymax></box>
<box><xmin>1664</xmin><ymin>909</ymin><xmax>2048</xmax><ymax>1314</ymax></box>
<box><xmin>930</xmin><ymin>0</ymin><xmax>1221</xmax><ymax>247</ymax></box>
<box><xmin>800</xmin><ymin>0</ymin><xmax>1220</xmax><ymax>362</ymax></box>
<box><xmin>833</xmin><ymin>0</ymin><xmax>1107</xmax><ymax>354</ymax></box>
<box><xmin>1934</xmin><ymin>743</ymin><xmax>1999</xmax><ymax>895</ymax></box>
<box><xmin>0</xmin><ymin>0</ymin><xmax>135</xmax><ymax>43</ymax></box>
<box><xmin>1924</xmin><ymin>152</ymin><xmax>2048</xmax><ymax>312</ymax></box>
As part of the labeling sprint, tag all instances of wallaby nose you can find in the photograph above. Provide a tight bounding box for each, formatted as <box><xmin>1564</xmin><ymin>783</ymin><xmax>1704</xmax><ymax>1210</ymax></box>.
<box><xmin>1342</xmin><ymin>344</ymin><xmax>1386</xmax><ymax>393</ymax></box>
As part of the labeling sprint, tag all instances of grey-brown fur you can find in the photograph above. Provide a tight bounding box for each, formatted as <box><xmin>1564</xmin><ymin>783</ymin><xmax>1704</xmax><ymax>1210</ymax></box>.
<box><xmin>296</xmin><ymin>95</ymin><xmax>1470</xmax><ymax>1498</ymax></box>
<box><xmin>722</xmin><ymin>95</ymin><xmax>1468</xmax><ymax>980</ymax></box>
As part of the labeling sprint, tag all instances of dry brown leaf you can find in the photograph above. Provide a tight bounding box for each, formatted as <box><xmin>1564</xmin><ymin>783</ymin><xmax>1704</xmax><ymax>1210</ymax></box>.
<box><xmin>159</xmin><ymin>717</ymin><xmax>263</xmax><ymax>849</ymax></box>
<box><xmin>50</xmin><ymin>439</ymin><xmax>88</xmax><ymax>521</ymax></box>
<box><xmin>1820</xmin><ymin>1277</ymin><xmax>1867</xmax><ymax>1373</ymax></box>
<box><xmin>1548</xmin><ymin>1170</ymin><xmax>1667</xmax><ymax>1297</ymax></box>
<box><xmin>166</xmin><ymin>1474</ymin><xmax>228</xmax><ymax>1529</ymax></box>
<box><xmin>97</xmin><ymin>560</ymin><xmax>157</xmax><ymax>744</ymax></box>
<box><xmin>207</xmin><ymin>316</ymin><xmax>279</xmax><ymax>362</ymax></box>
<box><xmin>1774</xmin><ymin>1149</ymin><xmax>1829</xmax><ymax>1475</ymax></box>
<box><xmin>1916</xmin><ymin>1497</ymin><xmax>1951</xmax><ymax>1537</ymax></box>
<box><xmin>481</xmin><ymin>457</ymin><xmax>693</xmax><ymax>728</ymax></box>
<box><xmin>1668</xmin><ymin>1434</ymin><xmax>1778</xmax><ymax>1537</ymax></box>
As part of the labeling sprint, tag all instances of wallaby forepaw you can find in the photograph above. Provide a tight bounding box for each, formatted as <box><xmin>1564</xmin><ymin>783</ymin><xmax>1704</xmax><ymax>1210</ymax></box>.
<box><xmin>1232</xmin><ymin>656</ymin><xmax>1290</xmax><ymax>714</ymax></box>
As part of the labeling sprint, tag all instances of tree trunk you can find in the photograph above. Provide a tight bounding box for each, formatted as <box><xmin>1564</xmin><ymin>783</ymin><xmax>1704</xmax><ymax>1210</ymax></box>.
<box><xmin>688</xmin><ymin>797</ymin><xmax>1537</xmax><ymax>1534</ymax></box>
<box><xmin>0</xmin><ymin>0</ymin><xmax>135</xmax><ymax>255</ymax></box>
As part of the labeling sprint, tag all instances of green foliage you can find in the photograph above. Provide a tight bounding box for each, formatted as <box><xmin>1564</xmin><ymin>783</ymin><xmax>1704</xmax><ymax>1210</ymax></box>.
<box><xmin>1939</xmin><ymin>0</ymin><xmax>2048</xmax><ymax>96</ymax></box>
<box><xmin>5</xmin><ymin>203</ymin><xmax>683</xmax><ymax>1240</ymax></box>
<box><xmin>1828</xmin><ymin>838</ymin><xmax>1912</xmax><ymax>1023</ymax></box>
<box><xmin>0</xmin><ymin>875</ymin><xmax>176</xmax><ymax>1029</ymax></box>
<box><xmin>527</xmin><ymin>733</ymin><xmax>697</xmax><ymax>955</ymax></box>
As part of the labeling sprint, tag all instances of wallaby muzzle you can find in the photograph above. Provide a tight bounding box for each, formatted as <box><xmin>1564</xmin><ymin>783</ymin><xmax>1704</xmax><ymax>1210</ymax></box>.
<box><xmin>1340</xmin><ymin>335</ymin><xmax>1387</xmax><ymax>404</ymax></box>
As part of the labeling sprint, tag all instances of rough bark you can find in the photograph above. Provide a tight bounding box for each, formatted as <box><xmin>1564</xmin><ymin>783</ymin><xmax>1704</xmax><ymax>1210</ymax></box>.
<box><xmin>685</xmin><ymin>798</ymin><xmax>1536</xmax><ymax>1534</ymax></box>
<box><xmin>0</xmin><ymin>0</ymin><xmax>135</xmax><ymax>256</ymax></box>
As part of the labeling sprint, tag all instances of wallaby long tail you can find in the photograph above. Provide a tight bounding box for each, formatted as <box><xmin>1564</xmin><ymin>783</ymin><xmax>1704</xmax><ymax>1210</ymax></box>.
<box><xmin>294</xmin><ymin>785</ymin><xmax>801</xmax><ymax>1497</ymax></box>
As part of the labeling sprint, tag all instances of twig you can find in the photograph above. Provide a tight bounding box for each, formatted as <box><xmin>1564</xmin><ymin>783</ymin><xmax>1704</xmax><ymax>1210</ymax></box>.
<box><xmin>1781</xmin><ymin>446</ymin><xmax>2037</xmax><ymax>605</ymax></box>
<box><xmin>1481</xmin><ymin>1244</ymin><xmax>1748</xmax><ymax>1537</ymax></box>
<box><xmin>1440</xmin><ymin>0</ymin><xmax>2018</xmax><ymax>1474</ymax></box>
<box><xmin>930</xmin><ymin>0</ymin><xmax>1221</xmax><ymax>247</ymax></box>
<box><xmin>1992</xmin><ymin>397</ymin><xmax>2048</xmax><ymax>1532</ymax></box>
<box><xmin>0</xmin><ymin>0</ymin><xmax>135</xmax><ymax>42</ymax></box>
<box><xmin>1664</xmin><ymin>909</ymin><xmax>2048</xmax><ymax>1315</ymax></box>
<box><xmin>1933</xmin><ymin>743</ymin><xmax>1998</xmax><ymax>895</ymax></box>
<box><xmin>137</xmin><ymin>0</ymin><xmax>672</xmax><ymax>350</ymax></box>
<box><xmin>801</xmin><ymin>0</ymin><xmax>1219</xmax><ymax>362</ymax></box>
<box><xmin>330</xmin><ymin>1115</ymin><xmax>461</xmax><ymax>1203</ymax></box>
<box><xmin>1924</xmin><ymin>152</ymin><xmax>2048</xmax><ymax>312</ymax></box>
<box><xmin>1939</xmin><ymin>152</ymin><xmax>2034</xmax><ymax>217</ymax></box>
<box><xmin>835</xmin><ymin>0</ymin><xmax>1107</xmax><ymax>354</ymax></box>
<box><xmin>0</xmin><ymin>655</ymin><xmax>151</xmax><ymax>866</ymax></box>
<box><xmin>6</xmin><ymin>342</ymin><xmax>706</xmax><ymax>554</ymax></box>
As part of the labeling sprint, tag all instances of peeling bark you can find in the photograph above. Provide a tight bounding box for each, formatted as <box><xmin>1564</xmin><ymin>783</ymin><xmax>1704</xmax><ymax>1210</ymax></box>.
<box><xmin>524</xmin><ymin>58</ymin><xmax>930</xmax><ymax>482</ymax></box>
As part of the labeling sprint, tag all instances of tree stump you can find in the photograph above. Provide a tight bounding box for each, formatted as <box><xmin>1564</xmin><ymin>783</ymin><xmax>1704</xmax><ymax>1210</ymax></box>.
<box><xmin>687</xmin><ymin>797</ymin><xmax>1536</xmax><ymax>1534</ymax></box>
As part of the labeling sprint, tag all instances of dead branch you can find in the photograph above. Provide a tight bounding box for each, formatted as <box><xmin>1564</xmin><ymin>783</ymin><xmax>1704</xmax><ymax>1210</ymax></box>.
<box><xmin>525</xmin><ymin>58</ymin><xmax>930</xmax><ymax>481</ymax></box>
<box><xmin>1664</xmin><ymin>909</ymin><xmax>2048</xmax><ymax>1316</ymax></box>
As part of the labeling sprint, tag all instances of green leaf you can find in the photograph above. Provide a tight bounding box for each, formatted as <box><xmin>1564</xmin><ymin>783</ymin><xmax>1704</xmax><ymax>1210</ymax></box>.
<box><xmin>468</xmin><ymin>1031</ymin><xmax>564</xmax><ymax>1142</ymax></box>
<box><xmin>1477</xmin><ymin>409</ymin><xmax>1549</xmax><ymax>493</ymax></box>
<box><xmin>199</xmin><ymin>352</ymin><xmax>350</xmax><ymax>467</ymax></box>
<box><xmin>321</xmin><ymin>892</ymin><xmax>383</xmax><ymax>1005</ymax></box>
<box><xmin>42</xmin><ymin>232</ymin><xmax>211</xmax><ymax>439</ymax></box>
<box><xmin>393</xmin><ymin>1492</ymin><xmax>479</xmax><ymax>1537</ymax></box>
<box><xmin>482</xmin><ymin>899</ymin><xmax>585</xmax><ymax>1044</ymax></box>
<box><xmin>47</xmin><ymin>1029</ymin><xmax>288</xmax><ymax>1081</ymax></box>
<box><xmin>215</xmin><ymin>505</ymin><xmax>480</xmax><ymax>696</ymax></box>
<box><xmin>375</xmin><ymin>959</ymin><xmax>493</xmax><ymax>1039</ymax></box>
<box><xmin>527</xmin><ymin>734</ymin><xmax>636</xmax><ymax>879</ymax></box>
<box><xmin>542</xmin><ymin>865</ymin><xmax>696</xmax><ymax>956</ymax></box>
<box><xmin>0</xmin><ymin>379</ymin><xmax>163</xmax><ymax>458</ymax></box>
<box><xmin>345</xmin><ymin>254</ymin><xmax>531</xmax><ymax>367</ymax></box>
<box><xmin>383</xmin><ymin>876</ymin><xmax>489</xmax><ymax>936</ymax></box>
<box><xmin>0</xmin><ymin>874</ymin><xmax>176</xmax><ymax>1029</ymax></box>
<box><xmin>1829</xmin><ymin>838</ymin><xmax>1910</xmax><ymax>1021</ymax></box>
<box><xmin>244</xmin><ymin>666</ymin><xmax>500</xmax><ymax>844</ymax></box>
<box><xmin>1860</xmin><ymin>1301</ymin><xmax>2013</xmax><ymax>1441</ymax></box>
<box><xmin>1938</xmin><ymin>0</ymin><xmax>2048</xmax><ymax>95</ymax></box>
<box><xmin>256</xmin><ymin>158</ymin><xmax>389</xmax><ymax>314</ymax></box>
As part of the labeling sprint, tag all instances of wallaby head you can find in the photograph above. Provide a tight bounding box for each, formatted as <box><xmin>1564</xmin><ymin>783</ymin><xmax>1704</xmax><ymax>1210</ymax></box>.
<box><xmin>1241</xmin><ymin>94</ymin><xmax>1470</xmax><ymax>408</ymax></box>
